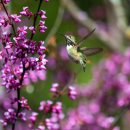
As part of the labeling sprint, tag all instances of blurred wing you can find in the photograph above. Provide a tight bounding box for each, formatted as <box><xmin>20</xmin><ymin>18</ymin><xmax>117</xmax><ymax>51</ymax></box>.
<box><xmin>80</xmin><ymin>47</ymin><xmax>103</xmax><ymax>56</ymax></box>
<box><xmin>77</xmin><ymin>28</ymin><xmax>96</xmax><ymax>47</ymax></box>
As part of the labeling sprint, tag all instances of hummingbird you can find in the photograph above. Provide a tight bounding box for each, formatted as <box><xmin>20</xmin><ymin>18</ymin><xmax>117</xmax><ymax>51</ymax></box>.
<box><xmin>60</xmin><ymin>29</ymin><xmax>103</xmax><ymax>72</ymax></box>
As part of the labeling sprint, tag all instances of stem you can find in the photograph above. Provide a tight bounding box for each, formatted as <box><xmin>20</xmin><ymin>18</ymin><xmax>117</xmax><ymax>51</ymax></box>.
<box><xmin>52</xmin><ymin>69</ymin><xmax>80</xmax><ymax>100</ymax></box>
<box><xmin>30</xmin><ymin>0</ymin><xmax>43</xmax><ymax>40</ymax></box>
<box><xmin>112</xmin><ymin>106</ymin><xmax>129</xmax><ymax>128</ymax></box>
<box><xmin>1</xmin><ymin>0</ymin><xmax>16</xmax><ymax>35</ymax></box>
<box><xmin>12</xmin><ymin>0</ymin><xmax>43</xmax><ymax>129</ymax></box>
<box><xmin>12</xmin><ymin>64</ymin><xmax>26</xmax><ymax>130</ymax></box>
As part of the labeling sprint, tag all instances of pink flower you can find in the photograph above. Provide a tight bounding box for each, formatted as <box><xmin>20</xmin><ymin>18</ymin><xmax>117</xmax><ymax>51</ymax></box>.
<box><xmin>0</xmin><ymin>17</ymin><xmax>8</xmax><ymax>27</ymax></box>
<box><xmin>39</xmin><ymin>21</ymin><xmax>47</xmax><ymax>33</ymax></box>
<box><xmin>68</xmin><ymin>86</ymin><xmax>77</xmax><ymax>100</ymax></box>
<box><xmin>0</xmin><ymin>108</ymin><xmax>16</xmax><ymax>126</ymax></box>
<box><xmin>19</xmin><ymin>97</ymin><xmax>31</xmax><ymax>110</ymax></box>
<box><xmin>29</xmin><ymin>112</ymin><xmax>38</xmax><ymax>123</ymax></box>
<box><xmin>38</xmin><ymin>10</ymin><xmax>47</xmax><ymax>20</ymax></box>
<box><xmin>5</xmin><ymin>42</ymin><xmax>13</xmax><ymax>49</ymax></box>
<box><xmin>20</xmin><ymin>7</ymin><xmax>33</xmax><ymax>17</ymax></box>
<box><xmin>39</xmin><ymin>100</ymin><xmax>53</xmax><ymax>112</ymax></box>
<box><xmin>3</xmin><ymin>0</ymin><xmax>10</xmax><ymax>4</ymax></box>
<box><xmin>52</xmin><ymin>102</ymin><xmax>62</xmax><ymax>114</ymax></box>
<box><xmin>18</xmin><ymin>112</ymin><xmax>27</xmax><ymax>121</ymax></box>
<box><xmin>37</xmin><ymin>125</ymin><xmax>45</xmax><ymax>130</ymax></box>
<box><xmin>37</xmin><ymin>54</ymin><xmax>48</xmax><ymax>70</ymax></box>
<box><xmin>10</xmin><ymin>14</ymin><xmax>21</xmax><ymax>22</ymax></box>
<box><xmin>29</xmin><ymin>26</ymin><xmax>36</xmax><ymax>34</ymax></box>
<box><xmin>50</xmin><ymin>83</ymin><xmax>59</xmax><ymax>93</ymax></box>
<box><xmin>17</xmin><ymin>26</ymin><xmax>28</xmax><ymax>37</ymax></box>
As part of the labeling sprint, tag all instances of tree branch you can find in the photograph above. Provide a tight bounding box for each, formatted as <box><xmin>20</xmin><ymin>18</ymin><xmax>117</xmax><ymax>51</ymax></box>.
<box><xmin>1</xmin><ymin>0</ymin><xmax>16</xmax><ymax>35</ymax></box>
<box><xmin>30</xmin><ymin>0</ymin><xmax>43</xmax><ymax>40</ymax></box>
<box><xmin>12</xmin><ymin>63</ymin><xmax>26</xmax><ymax>130</ymax></box>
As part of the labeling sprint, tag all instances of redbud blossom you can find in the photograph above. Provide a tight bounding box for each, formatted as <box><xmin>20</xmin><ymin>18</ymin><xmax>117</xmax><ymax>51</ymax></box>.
<box><xmin>39</xmin><ymin>21</ymin><xmax>47</xmax><ymax>33</ymax></box>
<box><xmin>19</xmin><ymin>97</ymin><xmax>31</xmax><ymax>110</ymax></box>
<box><xmin>18</xmin><ymin>112</ymin><xmax>27</xmax><ymax>121</ymax></box>
<box><xmin>50</xmin><ymin>83</ymin><xmax>59</xmax><ymax>93</ymax></box>
<box><xmin>29</xmin><ymin>26</ymin><xmax>36</xmax><ymax>34</ymax></box>
<box><xmin>52</xmin><ymin>102</ymin><xmax>62</xmax><ymax>114</ymax></box>
<box><xmin>37</xmin><ymin>125</ymin><xmax>45</xmax><ymax>130</ymax></box>
<box><xmin>68</xmin><ymin>86</ymin><xmax>77</xmax><ymax>100</ymax></box>
<box><xmin>38</xmin><ymin>10</ymin><xmax>47</xmax><ymax>20</ymax></box>
<box><xmin>0</xmin><ymin>17</ymin><xmax>8</xmax><ymax>27</ymax></box>
<box><xmin>29</xmin><ymin>112</ymin><xmax>38</xmax><ymax>123</ymax></box>
<box><xmin>20</xmin><ymin>7</ymin><xmax>33</xmax><ymax>17</ymax></box>
<box><xmin>10</xmin><ymin>14</ymin><xmax>21</xmax><ymax>22</ymax></box>
<box><xmin>3</xmin><ymin>0</ymin><xmax>10</xmax><ymax>4</ymax></box>
<box><xmin>0</xmin><ymin>108</ymin><xmax>16</xmax><ymax>126</ymax></box>
<box><xmin>39</xmin><ymin>100</ymin><xmax>53</xmax><ymax>112</ymax></box>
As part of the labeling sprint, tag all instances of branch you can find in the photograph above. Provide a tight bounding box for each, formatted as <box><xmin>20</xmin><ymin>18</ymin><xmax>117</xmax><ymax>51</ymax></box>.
<box><xmin>105</xmin><ymin>0</ymin><xmax>127</xmax><ymax>51</ymax></box>
<box><xmin>1</xmin><ymin>0</ymin><xmax>16</xmax><ymax>35</ymax></box>
<box><xmin>30</xmin><ymin>0</ymin><xmax>43</xmax><ymax>40</ymax></box>
<box><xmin>12</xmin><ymin>63</ymin><xmax>26</xmax><ymax>130</ymax></box>
<box><xmin>110</xmin><ymin>105</ymin><xmax>129</xmax><ymax>129</ymax></box>
<box><xmin>106</xmin><ymin>0</ymin><xmax>127</xmax><ymax>32</ymax></box>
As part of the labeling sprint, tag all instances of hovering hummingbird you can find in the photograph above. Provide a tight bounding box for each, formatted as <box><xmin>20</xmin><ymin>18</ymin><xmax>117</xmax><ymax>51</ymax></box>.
<box><xmin>59</xmin><ymin>29</ymin><xmax>103</xmax><ymax>72</ymax></box>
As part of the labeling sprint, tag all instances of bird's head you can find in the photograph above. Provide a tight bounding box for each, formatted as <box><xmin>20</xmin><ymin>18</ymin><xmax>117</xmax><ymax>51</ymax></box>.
<box><xmin>57</xmin><ymin>33</ymin><xmax>76</xmax><ymax>46</ymax></box>
<box><xmin>64</xmin><ymin>35</ymin><xmax>76</xmax><ymax>46</ymax></box>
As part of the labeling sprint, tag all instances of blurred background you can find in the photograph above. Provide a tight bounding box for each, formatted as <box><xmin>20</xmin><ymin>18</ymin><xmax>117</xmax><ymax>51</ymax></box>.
<box><xmin>1</xmin><ymin>0</ymin><xmax>130</xmax><ymax>129</ymax></box>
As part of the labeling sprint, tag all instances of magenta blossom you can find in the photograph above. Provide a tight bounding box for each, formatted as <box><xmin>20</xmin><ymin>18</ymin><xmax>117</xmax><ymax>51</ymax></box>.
<box><xmin>10</xmin><ymin>14</ymin><xmax>21</xmax><ymax>23</ymax></box>
<box><xmin>20</xmin><ymin>7</ymin><xmax>33</xmax><ymax>18</ymax></box>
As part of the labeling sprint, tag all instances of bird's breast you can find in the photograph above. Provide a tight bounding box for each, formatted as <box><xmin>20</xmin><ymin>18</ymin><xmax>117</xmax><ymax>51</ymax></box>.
<box><xmin>66</xmin><ymin>45</ymin><xmax>82</xmax><ymax>61</ymax></box>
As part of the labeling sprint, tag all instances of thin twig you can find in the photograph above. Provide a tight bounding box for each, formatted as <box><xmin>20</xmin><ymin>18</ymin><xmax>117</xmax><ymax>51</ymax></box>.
<box><xmin>12</xmin><ymin>63</ymin><xmax>26</xmax><ymax>130</ymax></box>
<box><xmin>1</xmin><ymin>0</ymin><xmax>16</xmax><ymax>35</ymax></box>
<box><xmin>30</xmin><ymin>0</ymin><xmax>43</xmax><ymax>40</ymax></box>
<box><xmin>51</xmin><ymin>67</ymin><xmax>81</xmax><ymax>100</ymax></box>
<box><xmin>111</xmin><ymin>105</ymin><xmax>129</xmax><ymax>129</ymax></box>
<box><xmin>11</xmin><ymin>1</ymin><xmax>44</xmax><ymax>129</ymax></box>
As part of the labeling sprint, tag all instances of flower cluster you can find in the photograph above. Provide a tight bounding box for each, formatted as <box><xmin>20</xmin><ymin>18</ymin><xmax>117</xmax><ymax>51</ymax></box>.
<box><xmin>0</xmin><ymin>0</ymin><xmax>48</xmax><ymax>129</ymax></box>
<box><xmin>68</xmin><ymin>86</ymin><xmax>77</xmax><ymax>100</ymax></box>
<box><xmin>20</xmin><ymin>7</ymin><xmax>33</xmax><ymax>18</ymax></box>
<box><xmin>1</xmin><ymin>4</ymin><xmax>47</xmax><ymax>91</ymax></box>
<box><xmin>50</xmin><ymin>83</ymin><xmax>77</xmax><ymax>100</ymax></box>
<box><xmin>62</xmin><ymin>49</ymin><xmax>130</xmax><ymax>130</ymax></box>
<box><xmin>38</xmin><ymin>100</ymin><xmax>64</xmax><ymax>130</ymax></box>
<box><xmin>62</xmin><ymin>103</ymin><xmax>119</xmax><ymax>130</ymax></box>
<box><xmin>3</xmin><ymin>0</ymin><xmax>10</xmax><ymax>4</ymax></box>
<box><xmin>0</xmin><ymin>108</ymin><xmax>16</xmax><ymax>126</ymax></box>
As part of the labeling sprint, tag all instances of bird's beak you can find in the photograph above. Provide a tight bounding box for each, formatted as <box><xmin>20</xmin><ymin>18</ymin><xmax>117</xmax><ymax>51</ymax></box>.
<box><xmin>57</xmin><ymin>33</ymin><xmax>67</xmax><ymax>44</ymax></box>
<box><xmin>57</xmin><ymin>33</ymin><xmax>65</xmax><ymax>38</ymax></box>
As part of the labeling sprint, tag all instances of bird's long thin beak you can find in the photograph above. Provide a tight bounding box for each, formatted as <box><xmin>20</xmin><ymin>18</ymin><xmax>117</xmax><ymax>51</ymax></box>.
<box><xmin>57</xmin><ymin>33</ymin><xmax>68</xmax><ymax>44</ymax></box>
<box><xmin>57</xmin><ymin>33</ymin><xmax>65</xmax><ymax>38</ymax></box>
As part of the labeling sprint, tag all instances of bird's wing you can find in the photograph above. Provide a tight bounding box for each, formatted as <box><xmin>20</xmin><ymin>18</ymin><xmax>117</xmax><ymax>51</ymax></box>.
<box><xmin>80</xmin><ymin>47</ymin><xmax>103</xmax><ymax>56</ymax></box>
<box><xmin>77</xmin><ymin>28</ymin><xmax>96</xmax><ymax>47</ymax></box>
